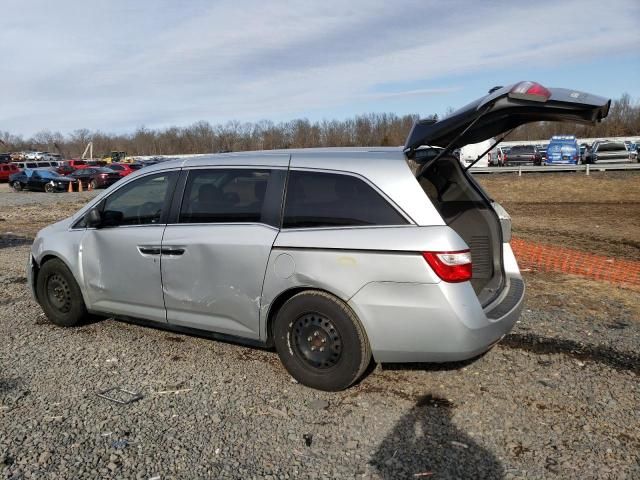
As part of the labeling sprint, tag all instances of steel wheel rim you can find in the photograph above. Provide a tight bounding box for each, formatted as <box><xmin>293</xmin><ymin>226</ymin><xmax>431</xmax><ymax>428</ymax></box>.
<box><xmin>46</xmin><ymin>274</ymin><xmax>72</xmax><ymax>313</ymax></box>
<box><xmin>291</xmin><ymin>312</ymin><xmax>342</xmax><ymax>369</ymax></box>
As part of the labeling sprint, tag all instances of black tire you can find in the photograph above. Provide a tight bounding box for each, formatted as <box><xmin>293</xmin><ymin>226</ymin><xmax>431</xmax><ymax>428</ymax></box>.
<box><xmin>44</xmin><ymin>183</ymin><xmax>55</xmax><ymax>193</ymax></box>
<box><xmin>12</xmin><ymin>182</ymin><xmax>23</xmax><ymax>191</ymax></box>
<box><xmin>273</xmin><ymin>291</ymin><xmax>371</xmax><ymax>391</ymax></box>
<box><xmin>90</xmin><ymin>179</ymin><xmax>98</xmax><ymax>190</ymax></box>
<box><xmin>36</xmin><ymin>259</ymin><xmax>88</xmax><ymax>327</ymax></box>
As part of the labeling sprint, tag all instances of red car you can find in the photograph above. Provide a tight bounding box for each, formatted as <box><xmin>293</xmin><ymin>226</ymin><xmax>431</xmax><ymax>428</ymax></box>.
<box><xmin>55</xmin><ymin>165</ymin><xmax>75</xmax><ymax>176</ymax></box>
<box><xmin>64</xmin><ymin>159</ymin><xmax>90</xmax><ymax>170</ymax></box>
<box><xmin>0</xmin><ymin>163</ymin><xmax>20</xmax><ymax>182</ymax></box>
<box><xmin>107</xmin><ymin>163</ymin><xmax>141</xmax><ymax>177</ymax></box>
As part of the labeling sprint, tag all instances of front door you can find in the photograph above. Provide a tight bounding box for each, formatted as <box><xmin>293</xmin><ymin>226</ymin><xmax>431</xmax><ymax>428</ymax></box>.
<box><xmin>161</xmin><ymin>167</ymin><xmax>285</xmax><ymax>339</ymax></box>
<box><xmin>80</xmin><ymin>171</ymin><xmax>178</xmax><ymax>322</ymax></box>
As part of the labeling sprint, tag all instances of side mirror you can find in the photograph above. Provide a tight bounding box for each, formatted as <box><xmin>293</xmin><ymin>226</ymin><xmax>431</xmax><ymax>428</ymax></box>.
<box><xmin>86</xmin><ymin>208</ymin><xmax>102</xmax><ymax>228</ymax></box>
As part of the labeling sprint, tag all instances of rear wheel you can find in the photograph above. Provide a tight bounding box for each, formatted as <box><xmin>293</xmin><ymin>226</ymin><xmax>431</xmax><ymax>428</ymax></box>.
<box><xmin>36</xmin><ymin>259</ymin><xmax>88</xmax><ymax>327</ymax></box>
<box><xmin>273</xmin><ymin>291</ymin><xmax>371</xmax><ymax>391</ymax></box>
<box><xmin>12</xmin><ymin>182</ymin><xmax>23</xmax><ymax>191</ymax></box>
<box><xmin>44</xmin><ymin>183</ymin><xmax>55</xmax><ymax>193</ymax></box>
<box><xmin>90</xmin><ymin>179</ymin><xmax>98</xmax><ymax>190</ymax></box>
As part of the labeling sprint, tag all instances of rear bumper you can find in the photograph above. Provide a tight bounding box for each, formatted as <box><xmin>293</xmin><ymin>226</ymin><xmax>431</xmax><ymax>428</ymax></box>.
<box><xmin>349</xmin><ymin>244</ymin><xmax>524</xmax><ymax>363</ymax></box>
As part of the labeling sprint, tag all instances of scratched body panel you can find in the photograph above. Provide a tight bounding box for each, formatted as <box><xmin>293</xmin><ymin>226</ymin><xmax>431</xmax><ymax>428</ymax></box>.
<box><xmin>162</xmin><ymin>224</ymin><xmax>278</xmax><ymax>339</ymax></box>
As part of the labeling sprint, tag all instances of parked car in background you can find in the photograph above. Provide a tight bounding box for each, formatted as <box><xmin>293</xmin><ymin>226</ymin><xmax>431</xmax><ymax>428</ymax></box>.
<box><xmin>64</xmin><ymin>159</ymin><xmax>89</xmax><ymax>170</ymax></box>
<box><xmin>107</xmin><ymin>163</ymin><xmax>141</xmax><ymax>177</ymax></box>
<box><xmin>0</xmin><ymin>163</ymin><xmax>21</xmax><ymax>181</ymax></box>
<box><xmin>24</xmin><ymin>151</ymin><xmax>46</xmax><ymax>160</ymax></box>
<box><xmin>539</xmin><ymin>144</ymin><xmax>549</xmax><ymax>163</ymax></box>
<box><xmin>579</xmin><ymin>143</ymin><xmax>590</xmax><ymax>162</ymax></box>
<box><xmin>459</xmin><ymin>139</ymin><xmax>495</xmax><ymax>168</ymax></box>
<box><xmin>545</xmin><ymin>135</ymin><xmax>580</xmax><ymax>165</ymax></box>
<box><xmin>585</xmin><ymin>140</ymin><xmax>633</xmax><ymax>163</ymax></box>
<box><xmin>55</xmin><ymin>165</ymin><xmax>76</xmax><ymax>176</ymax></box>
<box><xmin>0</xmin><ymin>153</ymin><xmax>12</xmax><ymax>164</ymax></box>
<box><xmin>13</xmin><ymin>161</ymin><xmax>56</xmax><ymax>170</ymax></box>
<box><xmin>67</xmin><ymin>167</ymin><xmax>122</xmax><ymax>189</ymax></box>
<box><xmin>488</xmin><ymin>146</ymin><xmax>508</xmax><ymax>166</ymax></box>
<box><xmin>9</xmin><ymin>169</ymin><xmax>73</xmax><ymax>192</ymax></box>
<box><xmin>503</xmin><ymin>145</ymin><xmax>541</xmax><ymax>166</ymax></box>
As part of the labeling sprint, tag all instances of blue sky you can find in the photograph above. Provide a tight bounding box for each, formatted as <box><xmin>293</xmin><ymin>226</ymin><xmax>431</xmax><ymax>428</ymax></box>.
<box><xmin>1</xmin><ymin>0</ymin><xmax>639</xmax><ymax>136</ymax></box>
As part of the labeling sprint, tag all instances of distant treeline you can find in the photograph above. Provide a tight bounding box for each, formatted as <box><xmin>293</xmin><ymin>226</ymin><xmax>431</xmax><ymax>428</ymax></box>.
<box><xmin>1</xmin><ymin>94</ymin><xmax>638</xmax><ymax>157</ymax></box>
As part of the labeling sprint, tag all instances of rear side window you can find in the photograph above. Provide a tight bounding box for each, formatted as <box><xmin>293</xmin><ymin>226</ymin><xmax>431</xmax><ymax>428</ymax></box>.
<box><xmin>283</xmin><ymin>171</ymin><xmax>407</xmax><ymax>228</ymax></box>
<box><xmin>179</xmin><ymin>169</ymin><xmax>279</xmax><ymax>225</ymax></box>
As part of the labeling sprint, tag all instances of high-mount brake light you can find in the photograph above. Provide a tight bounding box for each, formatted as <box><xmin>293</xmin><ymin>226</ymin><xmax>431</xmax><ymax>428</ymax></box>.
<box><xmin>422</xmin><ymin>250</ymin><xmax>472</xmax><ymax>283</ymax></box>
<box><xmin>509</xmin><ymin>81</ymin><xmax>551</xmax><ymax>102</ymax></box>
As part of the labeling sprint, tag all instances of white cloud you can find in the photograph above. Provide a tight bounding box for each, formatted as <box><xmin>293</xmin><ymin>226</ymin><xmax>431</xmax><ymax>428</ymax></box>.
<box><xmin>0</xmin><ymin>0</ymin><xmax>638</xmax><ymax>134</ymax></box>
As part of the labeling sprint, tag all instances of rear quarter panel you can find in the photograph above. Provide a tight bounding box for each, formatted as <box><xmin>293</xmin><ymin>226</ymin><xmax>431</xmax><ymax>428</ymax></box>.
<box><xmin>260</xmin><ymin>226</ymin><xmax>467</xmax><ymax>339</ymax></box>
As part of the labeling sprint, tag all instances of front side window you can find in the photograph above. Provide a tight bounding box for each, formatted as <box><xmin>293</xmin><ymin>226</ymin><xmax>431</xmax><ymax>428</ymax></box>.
<box><xmin>283</xmin><ymin>171</ymin><xmax>408</xmax><ymax>228</ymax></box>
<box><xmin>179</xmin><ymin>169</ymin><xmax>274</xmax><ymax>225</ymax></box>
<box><xmin>101</xmin><ymin>172</ymin><xmax>176</xmax><ymax>227</ymax></box>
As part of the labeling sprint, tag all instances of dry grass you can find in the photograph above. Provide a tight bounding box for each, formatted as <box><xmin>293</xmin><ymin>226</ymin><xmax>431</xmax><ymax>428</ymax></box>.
<box><xmin>523</xmin><ymin>271</ymin><xmax>640</xmax><ymax>321</ymax></box>
<box><xmin>477</xmin><ymin>172</ymin><xmax>640</xmax><ymax>260</ymax></box>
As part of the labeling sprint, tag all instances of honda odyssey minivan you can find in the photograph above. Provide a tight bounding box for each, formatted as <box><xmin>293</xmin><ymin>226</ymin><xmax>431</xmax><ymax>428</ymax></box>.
<box><xmin>28</xmin><ymin>82</ymin><xmax>610</xmax><ymax>390</ymax></box>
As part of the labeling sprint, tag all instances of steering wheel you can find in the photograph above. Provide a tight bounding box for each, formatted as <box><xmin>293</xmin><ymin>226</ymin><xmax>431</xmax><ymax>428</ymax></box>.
<box><xmin>136</xmin><ymin>202</ymin><xmax>160</xmax><ymax>223</ymax></box>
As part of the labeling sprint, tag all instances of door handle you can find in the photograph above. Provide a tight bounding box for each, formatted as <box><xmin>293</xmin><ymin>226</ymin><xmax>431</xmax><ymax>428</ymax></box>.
<box><xmin>138</xmin><ymin>246</ymin><xmax>162</xmax><ymax>256</ymax></box>
<box><xmin>161</xmin><ymin>247</ymin><xmax>185</xmax><ymax>256</ymax></box>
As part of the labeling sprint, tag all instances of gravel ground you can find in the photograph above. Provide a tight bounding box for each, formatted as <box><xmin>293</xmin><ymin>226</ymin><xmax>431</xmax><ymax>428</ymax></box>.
<box><xmin>1</xmin><ymin>244</ymin><xmax>639</xmax><ymax>479</ymax></box>
<box><xmin>1</xmin><ymin>182</ymin><xmax>639</xmax><ymax>479</ymax></box>
<box><xmin>0</xmin><ymin>183</ymin><xmax>98</xmax><ymax>207</ymax></box>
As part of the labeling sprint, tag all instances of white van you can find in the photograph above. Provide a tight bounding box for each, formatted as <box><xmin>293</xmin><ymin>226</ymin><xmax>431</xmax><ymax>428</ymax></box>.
<box><xmin>459</xmin><ymin>139</ymin><xmax>495</xmax><ymax>168</ymax></box>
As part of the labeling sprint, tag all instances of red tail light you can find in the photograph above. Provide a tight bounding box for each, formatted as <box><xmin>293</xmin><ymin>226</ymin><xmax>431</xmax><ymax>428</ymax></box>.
<box><xmin>509</xmin><ymin>81</ymin><xmax>551</xmax><ymax>102</ymax></box>
<box><xmin>422</xmin><ymin>250</ymin><xmax>472</xmax><ymax>283</ymax></box>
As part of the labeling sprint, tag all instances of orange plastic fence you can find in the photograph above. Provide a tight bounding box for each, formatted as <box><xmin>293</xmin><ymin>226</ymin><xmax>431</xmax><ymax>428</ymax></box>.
<box><xmin>511</xmin><ymin>237</ymin><xmax>640</xmax><ymax>287</ymax></box>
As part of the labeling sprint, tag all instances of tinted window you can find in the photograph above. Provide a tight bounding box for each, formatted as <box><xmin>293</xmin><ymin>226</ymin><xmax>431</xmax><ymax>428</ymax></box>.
<box><xmin>598</xmin><ymin>142</ymin><xmax>626</xmax><ymax>151</ymax></box>
<box><xmin>101</xmin><ymin>172</ymin><xmax>176</xmax><ymax>227</ymax></box>
<box><xmin>509</xmin><ymin>146</ymin><xmax>534</xmax><ymax>153</ymax></box>
<box><xmin>283</xmin><ymin>171</ymin><xmax>407</xmax><ymax>228</ymax></box>
<box><xmin>180</xmin><ymin>169</ymin><xmax>273</xmax><ymax>224</ymax></box>
<box><xmin>110</xmin><ymin>164</ymin><xmax>124</xmax><ymax>170</ymax></box>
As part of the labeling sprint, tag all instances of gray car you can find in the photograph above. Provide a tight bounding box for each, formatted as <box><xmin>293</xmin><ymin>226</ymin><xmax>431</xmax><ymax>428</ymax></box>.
<box><xmin>27</xmin><ymin>82</ymin><xmax>610</xmax><ymax>390</ymax></box>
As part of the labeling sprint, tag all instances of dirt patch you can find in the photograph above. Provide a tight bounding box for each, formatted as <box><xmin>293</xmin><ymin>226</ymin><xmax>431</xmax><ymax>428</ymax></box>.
<box><xmin>477</xmin><ymin>172</ymin><xmax>640</xmax><ymax>260</ymax></box>
<box><xmin>522</xmin><ymin>271</ymin><xmax>640</xmax><ymax>321</ymax></box>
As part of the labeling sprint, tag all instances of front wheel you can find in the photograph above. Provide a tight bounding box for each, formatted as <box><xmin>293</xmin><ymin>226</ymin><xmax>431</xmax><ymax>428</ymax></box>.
<box><xmin>90</xmin><ymin>179</ymin><xmax>98</xmax><ymax>190</ymax></box>
<box><xmin>12</xmin><ymin>182</ymin><xmax>23</xmax><ymax>191</ymax></box>
<box><xmin>36</xmin><ymin>259</ymin><xmax>89</xmax><ymax>327</ymax></box>
<box><xmin>273</xmin><ymin>291</ymin><xmax>372</xmax><ymax>391</ymax></box>
<box><xmin>44</xmin><ymin>183</ymin><xmax>55</xmax><ymax>193</ymax></box>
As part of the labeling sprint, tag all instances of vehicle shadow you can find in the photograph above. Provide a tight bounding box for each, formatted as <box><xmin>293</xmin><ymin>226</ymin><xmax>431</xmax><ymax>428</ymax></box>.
<box><xmin>369</xmin><ymin>394</ymin><xmax>504</xmax><ymax>479</ymax></box>
<box><xmin>380</xmin><ymin>352</ymin><xmax>487</xmax><ymax>373</ymax></box>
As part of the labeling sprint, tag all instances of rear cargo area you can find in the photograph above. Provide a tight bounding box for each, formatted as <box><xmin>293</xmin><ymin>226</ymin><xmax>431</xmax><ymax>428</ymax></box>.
<box><xmin>409</xmin><ymin>156</ymin><xmax>504</xmax><ymax>306</ymax></box>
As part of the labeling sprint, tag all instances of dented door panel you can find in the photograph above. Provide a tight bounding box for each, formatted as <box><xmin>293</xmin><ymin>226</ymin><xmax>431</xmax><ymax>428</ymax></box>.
<box><xmin>80</xmin><ymin>225</ymin><xmax>166</xmax><ymax>322</ymax></box>
<box><xmin>161</xmin><ymin>224</ymin><xmax>278</xmax><ymax>339</ymax></box>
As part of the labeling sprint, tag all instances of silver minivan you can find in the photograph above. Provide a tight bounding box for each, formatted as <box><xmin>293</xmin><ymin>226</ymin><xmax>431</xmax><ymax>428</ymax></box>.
<box><xmin>27</xmin><ymin>83</ymin><xmax>610</xmax><ymax>390</ymax></box>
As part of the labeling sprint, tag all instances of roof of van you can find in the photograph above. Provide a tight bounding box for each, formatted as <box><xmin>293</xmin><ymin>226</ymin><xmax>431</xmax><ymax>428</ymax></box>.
<box><xmin>141</xmin><ymin>147</ymin><xmax>408</xmax><ymax>172</ymax></box>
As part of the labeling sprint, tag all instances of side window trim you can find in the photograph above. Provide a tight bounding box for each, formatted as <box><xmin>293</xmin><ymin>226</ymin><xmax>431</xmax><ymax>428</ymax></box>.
<box><xmin>282</xmin><ymin>168</ymin><xmax>413</xmax><ymax>229</ymax></box>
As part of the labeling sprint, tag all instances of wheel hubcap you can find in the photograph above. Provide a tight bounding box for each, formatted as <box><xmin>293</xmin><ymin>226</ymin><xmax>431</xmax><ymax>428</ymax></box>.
<box><xmin>46</xmin><ymin>274</ymin><xmax>72</xmax><ymax>313</ymax></box>
<box><xmin>291</xmin><ymin>313</ymin><xmax>342</xmax><ymax>369</ymax></box>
